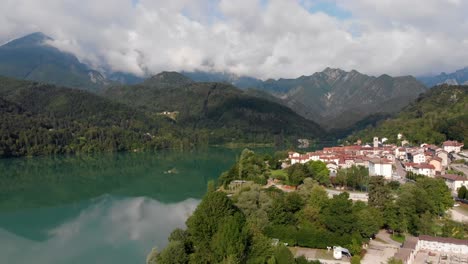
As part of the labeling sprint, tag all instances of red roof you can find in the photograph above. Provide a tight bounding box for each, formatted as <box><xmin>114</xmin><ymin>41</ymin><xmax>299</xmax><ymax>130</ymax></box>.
<box><xmin>443</xmin><ymin>140</ymin><xmax>464</xmax><ymax>147</ymax></box>
<box><xmin>414</xmin><ymin>163</ymin><xmax>435</xmax><ymax>170</ymax></box>
<box><xmin>439</xmin><ymin>174</ymin><xmax>467</xmax><ymax>181</ymax></box>
<box><xmin>419</xmin><ymin>235</ymin><xmax>468</xmax><ymax>246</ymax></box>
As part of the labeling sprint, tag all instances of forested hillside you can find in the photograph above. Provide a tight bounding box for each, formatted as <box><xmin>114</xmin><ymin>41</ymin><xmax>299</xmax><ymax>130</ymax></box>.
<box><xmin>104</xmin><ymin>72</ymin><xmax>324</xmax><ymax>145</ymax></box>
<box><xmin>0</xmin><ymin>76</ymin><xmax>191</xmax><ymax>157</ymax></box>
<box><xmin>347</xmin><ymin>85</ymin><xmax>468</xmax><ymax>145</ymax></box>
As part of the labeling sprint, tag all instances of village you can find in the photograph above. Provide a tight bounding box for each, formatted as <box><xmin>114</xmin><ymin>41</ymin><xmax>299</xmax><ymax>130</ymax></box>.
<box><xmin>287</xmin><ymin>136</ymin><xmax>466</xmax><ymax>197</ymax></box>
<box><xmin>278</xmin><ymin>136</ymin><xmax>468</xmax><ymax>264</ymax></box>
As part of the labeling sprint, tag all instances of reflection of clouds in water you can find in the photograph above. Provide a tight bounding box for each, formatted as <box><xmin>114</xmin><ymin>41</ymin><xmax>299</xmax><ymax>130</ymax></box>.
<box><xmin>0</xmin><ymin>196</ymin><xmax>199</xmax><ymax>264</ymax></box>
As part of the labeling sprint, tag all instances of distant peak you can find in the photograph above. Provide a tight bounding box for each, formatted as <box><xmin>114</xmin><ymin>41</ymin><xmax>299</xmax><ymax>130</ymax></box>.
<box><xmin>321</xmin><ymin>67</ymin><xmax>347</xmax><ymax>79</ymax></box>
<box><xmin>144</xmin><ymin>71</ymin><xmax>193</xmax><ymax>86</ymax></box>
<box><xmin>2</xmin><ymin>32</ymin><xmax>53</xmax><ymax>48</ymax></box>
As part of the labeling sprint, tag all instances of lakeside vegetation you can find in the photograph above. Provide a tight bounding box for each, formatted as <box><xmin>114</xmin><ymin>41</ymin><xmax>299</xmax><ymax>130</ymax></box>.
<box><xmin>151</xmin><ymin>149</ymin><xmax>463</xmax><ymax>263</ymax></box>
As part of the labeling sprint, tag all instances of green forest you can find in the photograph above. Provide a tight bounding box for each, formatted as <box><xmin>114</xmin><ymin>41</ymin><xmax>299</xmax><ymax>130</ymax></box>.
<box><xmin>151</xmin><ymin>150</ymin><xmax>464</xmax><ymax>264</ymax></box>
<box><xmin>347</xmin><ymin>85</ymin><xmax>468</xmax><ymax>145</ymax></box>
<box><xmin>0</xmin><ymin>74</ymin><xmax>322</xmax><ymax>158</ymax></box>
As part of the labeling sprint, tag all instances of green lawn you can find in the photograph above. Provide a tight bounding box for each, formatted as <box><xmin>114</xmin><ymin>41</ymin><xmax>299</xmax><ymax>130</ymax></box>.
<box><xmin>270</xmin><ymin>169</ymin><xmax>287</xmax><ymax>179</ymax></box>
<box><xmin>391</xmin><ymin>234</ymin><xmax>406</xmax><ymax>243</ymax></box>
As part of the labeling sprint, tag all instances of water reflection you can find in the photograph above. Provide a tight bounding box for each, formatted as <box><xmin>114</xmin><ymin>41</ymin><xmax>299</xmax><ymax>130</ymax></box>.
<box><xmin>0</xmin><ymin>196</ymin><xmax>199</xmax><ymax>264</ymax></box>
<box><xmin>0</xmin><ymin>149</ymin><xmax>239</xmax><ymax>211</ymax></box>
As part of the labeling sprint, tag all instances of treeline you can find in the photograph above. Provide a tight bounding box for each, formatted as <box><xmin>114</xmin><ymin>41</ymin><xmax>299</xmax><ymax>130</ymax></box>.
<box><xmin>347</xmin><ymin>85</ymin><xmax>468</xmax><ymax>146</ymax></box>
<box><xmin>153</xmin><ymin>150</ymin><xmax>463</xmax><ymax>264</ymax></box>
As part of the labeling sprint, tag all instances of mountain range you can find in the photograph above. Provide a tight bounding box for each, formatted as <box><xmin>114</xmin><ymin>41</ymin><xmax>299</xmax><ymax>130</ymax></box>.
<box><xmin>419</xmin><ymin>67</ymin><xmax>468</xmax><ymax>87</ymax></box>
<box><xmin>184</xmin><ymin>68</ymin><xmax>427</xmax><ymax>129</ymax></box>
<box><xmin>1</xmin><ymin>32</ymin><xmax>466</xmax><ymax>136</ymax></box>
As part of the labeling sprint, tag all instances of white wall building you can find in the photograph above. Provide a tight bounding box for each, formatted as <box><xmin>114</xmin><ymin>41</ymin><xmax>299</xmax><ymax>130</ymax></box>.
<box><xmin>439</xmin><ymin>174</ymin><xmax>468</xmax><ymax>195</ymax></box>
<box><xmin>368</xmin><ymin>158</ymin><xmax>393</xmax><ymax>179</ymax></box>
<box><xmin>412</xmin><ymin>152</ymin><xmax>426</xmax><ymax>164</ymax></box>
<box><xmin>443</xmin><ymin>141</ymin><xmax>464</xmax><ymax>153</ymax></box>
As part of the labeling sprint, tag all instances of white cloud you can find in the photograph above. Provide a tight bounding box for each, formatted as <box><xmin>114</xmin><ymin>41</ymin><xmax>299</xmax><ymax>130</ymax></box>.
<box><xmin>1</xmin><ymin>0</ymin><xmax>468</xmax><ymax>78</ymax></box>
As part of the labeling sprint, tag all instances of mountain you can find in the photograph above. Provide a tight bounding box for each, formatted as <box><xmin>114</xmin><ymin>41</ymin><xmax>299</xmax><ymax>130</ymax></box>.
<box><xmin>347</xmin><ymin>85</ymin><xmax>468</xmax><ymax>145</ymax></box>
<box><xmin>258</xmin><ymin>68</ymin><xmax>428</xmax><ymax>130</ymax></box>
<box><xmin>418</xmin><ymin>67</ymin><xmax>468</xmax><ymax>87</ymax></box>
<box><xmin>182</xmin><ymin>68</ymin><xmax>427</xmax><ymax>130</ymax></box>
<box><xmin>0</xmin><ymin>32</ymin><xmax>109</xmax><ymax>91</ymax></box>
<box><xmin>182</xmin><ymin>71</ymin><xmax>263</xmax><ymax>89</ymax></box>
<box><xmin>0</xmin><ymin>75</ymin><xmax>185</xmax><ymax>157</ymax></box>
<box><xmin>104</xmin><ymin>72</ymin><xmax>324</xmax><ymax>144</ymax></box>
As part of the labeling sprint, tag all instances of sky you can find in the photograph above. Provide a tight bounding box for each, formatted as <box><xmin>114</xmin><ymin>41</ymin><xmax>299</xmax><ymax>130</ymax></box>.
<box><xmin>1</xmin><ymin>0</ymin><xmax>468</xmax><ymax>79</ymax></box>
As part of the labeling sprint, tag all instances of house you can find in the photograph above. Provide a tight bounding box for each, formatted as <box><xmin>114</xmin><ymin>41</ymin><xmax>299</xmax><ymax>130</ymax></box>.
<box><xmin>411</xmin><ymin>152</ymin><xmax>426</xmax><ymax>164</ymax></box>
<box><xmin>436</xmin><ymin>150</ymin><xmax>449</xmax><ymax>167</ymax></box>
<box><xmin>395</xmin><ymin>147</ymin><xmax>407</xmax><ymax>160</ymax></box>
<box><xmin>368</xmin><ymin>158</ymin><xmax>393</xmax><ymax>179</ymax></box>
<box><xmin>443</xmin><ymin>140</ymin><xmax>464</xmax><ymax>153</ymax></box>
<box><xmin>439</xmin><ymin>174</ymin><xmax>468</xmax><ymax>195</ymax></box>
<box><xmin>404</xmin><ymin>163</ymin><xmax>418</xmax><ymax>174</ymax></box>
<box><xmin>428</xmin><ymin>157</ymin><xmax>442</xmax><ymax>173</ymax></box>
<box><xmin>413</xmin><ymin>163</ymin><xmax>435</xmax><ymax>177</ymax></box>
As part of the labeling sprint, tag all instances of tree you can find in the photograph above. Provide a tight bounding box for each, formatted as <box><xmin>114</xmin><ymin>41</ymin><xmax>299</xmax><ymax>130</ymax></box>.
<box><xmin>357</xmin><ymin>207</ymin><xmax>384</xmax><ymax>238</ymax></box>
<box><xmin>287</xmin><ymin>163</ymin><xmax>309</xmax><ymax>186</ymax></box>
<box><xmin>186</xmin><ymin>191</ymin><xmax>240</xmax><ymax>261</ymax></box>
<box><xmin>368</xmin><ymin>177</ymin><xmax>392</xmax><ymax>209</ymax></box>
<box><xmin>156</xmin><ymin>241</ymin><xmax>188</xmax><ymax>264</ymax></box>
<box><xmin>211</xmin><ymin>214</ymin><xmax>249</xmax><ymax>263</ymax></box>
<box><xmin>306</xmin><ymin>161</ymin><xmax>330</xmax><ymax>185</ymax></box>
<box><xmin>321</xmin><ymin>192</ymin><xmax>356</xmax><ymax>235</ymax></box>
<box><xmin>272</xmin><ymin>245</ymin><xmax>295</xmax><ymax>264</ymax></box>
<box><xmin>458</xmin><ymin>185</ymin><xmax>467</xmax><ymax>200</ymax></box>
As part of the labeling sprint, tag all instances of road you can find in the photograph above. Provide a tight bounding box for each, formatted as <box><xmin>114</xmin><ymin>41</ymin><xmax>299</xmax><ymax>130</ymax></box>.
<box><xmin>450</xmin><ymin>164</ymin><xmax>468</xmax><ymax>176</ymax></box>
<box><xmin>449</xmin><ymin>208</ymin><xmax>468</xmax><ymax>223</ymax></box>
<box><xmin>326</xmin><ymin>189</ymin><xmax>368</xmax><ymax>202</ymax></box>
<box><xmin>393</xmin><ymin>160</ymin><xmax>407</xmax><ymax>183</ymax></box>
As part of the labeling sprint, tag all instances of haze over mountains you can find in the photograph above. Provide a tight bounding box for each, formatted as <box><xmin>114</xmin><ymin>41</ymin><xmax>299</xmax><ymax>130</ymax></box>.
<box><xmin>0</xmin><ymin>32</ymin><xmax>465</xmax><ymax>134</ymax></box>
<box><xmin>419</xmin><ymin>67</ymin><xmax>468</xmax><ymax>87</ymax></box>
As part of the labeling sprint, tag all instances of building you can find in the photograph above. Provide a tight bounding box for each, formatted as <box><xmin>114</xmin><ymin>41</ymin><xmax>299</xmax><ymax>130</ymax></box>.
<box><xmin>418</xmin><ymin>235</ymin><xmax>468</xmax><ymax>254</ymax></box>
<box><xmin>411</xmin><ymin>152</ymin><xmax>426</xmax><ymax>164</ymax></box>
<box><xmin>394</xmin><ymin>236</ymin><xmax>419</xmax><ymax>264</ymax></box>
<box><xmin>439</xmin><ymin>174</ymin><xmax>468</xmax><ymax>195</ymax></box>
<box><xmin>428</xmin><ymin>157</ymin><xmax>442</xmax><ymax>173</ymax></box>
<box><xmin>373</xmin><ymin>137</ymin><xmax>379</xmax><ymax>148</ymax></box>
<box><xmin>443</xmin><ymin>140</ymin><xmax>464</xmax><ymax>153</ymax></box>
<box><xmin>413</xmin><ymin>163</ymin><xmax>435</xmax><ymax>177</ymax></box>
<box><xmin>394</xmin><ymin>235</ymin><xmax>468</xmax><ymax>264</ymax></box>
<box><xmin>368</xmin><ymin>158</ymin><xmax>393</xmax><ymax>179</ymax></box>
<box><xmin>436</xmin><ymin>150</ymin><xmax>449</xmax><ymax>167</ymax></box>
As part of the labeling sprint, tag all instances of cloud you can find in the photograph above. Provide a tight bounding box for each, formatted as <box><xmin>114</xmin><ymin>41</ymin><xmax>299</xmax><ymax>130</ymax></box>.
<box><xmin>1</xmin><ymin>0</ymin><xmax>468</xmax><ymax>78</ymax></box>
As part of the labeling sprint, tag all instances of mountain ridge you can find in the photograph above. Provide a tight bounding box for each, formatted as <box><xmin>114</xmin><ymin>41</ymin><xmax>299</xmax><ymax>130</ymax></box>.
<box><xmin>183</xmin><ymin>68</ymin><xmax>427</xmax><ymax>129</ymax></box>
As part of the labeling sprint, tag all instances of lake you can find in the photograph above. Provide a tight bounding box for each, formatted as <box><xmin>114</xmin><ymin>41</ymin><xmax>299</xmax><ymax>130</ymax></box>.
<box><xmin>0</xmin><ymin>148</ymin><xmax>257</xmax><ymax>264</ymax></box>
